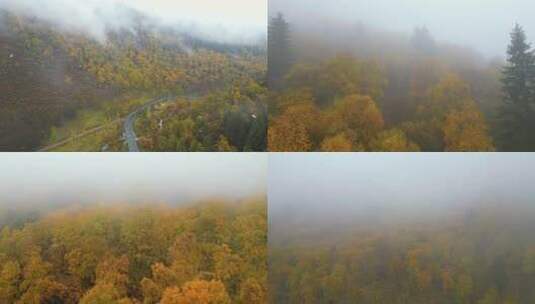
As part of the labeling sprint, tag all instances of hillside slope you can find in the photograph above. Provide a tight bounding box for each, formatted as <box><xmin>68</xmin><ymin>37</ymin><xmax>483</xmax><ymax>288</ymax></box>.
<box><xmin>0</xmin><ymin>9</ymin><xmax>266</xmax><ymax>151</ymax></box>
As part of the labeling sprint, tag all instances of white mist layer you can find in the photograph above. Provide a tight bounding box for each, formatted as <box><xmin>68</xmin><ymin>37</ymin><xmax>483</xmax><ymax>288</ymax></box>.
<box><xmin>1</xmin><ymin>0</ymin><xmax>267</xmax><ymax>44</ymax></box>
<box><xmin>0</xmin><ymin>153</ymin><xmax>267</xmax><ymax>207</ymax></box>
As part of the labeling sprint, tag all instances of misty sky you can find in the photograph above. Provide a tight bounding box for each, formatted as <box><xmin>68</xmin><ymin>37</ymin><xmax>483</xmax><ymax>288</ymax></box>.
<box><xmin>269</xmin><ymin>153</ymin><xmax>535</xmax><ymax>218</ymax></box>
<box><xmin>0</xmin><ymin>153</ymin><xmax>266</xmax><ymax>208</ymax></box>
<box><xmin>270</xmin><ymin>0</ymin><xmax>535</xmax><ymax>58</ymax></box>
<box><xmin>1</xmin><ymin>0</ymin><xmax>267</xmax><ymax>43</ymax></box>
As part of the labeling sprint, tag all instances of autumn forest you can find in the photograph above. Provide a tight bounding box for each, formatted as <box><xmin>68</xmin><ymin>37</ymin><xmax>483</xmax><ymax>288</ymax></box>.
<box><xmin>0</xmin><ymin>5</ymin><xmax>266</xmax><ymax>151</ymax></box>
<box><xmin>0</xmin><ymin>199</ymin><xmax>267</xmax><ymax>303</ymax></box>
<box><xmin>267</xmin><ymin>12</ymin><xmax>535</xmax><ymax>152</ymax></box>
<box><xmin>268</xmin><ymin>154</ymin><xmax>535</xmax><ymax>304</ymax></box>
<box><xmin>270</xmin><ymin>204</ymin><xmax>535</xmax><ymax>304</ymax></box>
<box><xmin>4</xmin><ymin>0</ymin><xmax>535</xmax><ymax>303</ymax></box>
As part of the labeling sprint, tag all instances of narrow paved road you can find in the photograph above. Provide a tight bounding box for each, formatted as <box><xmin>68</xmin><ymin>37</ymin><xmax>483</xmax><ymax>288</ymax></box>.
<box><xmin>123</xmin><ymin>96</ymin><xmax>168</xmax><ymax>152</ymax></box>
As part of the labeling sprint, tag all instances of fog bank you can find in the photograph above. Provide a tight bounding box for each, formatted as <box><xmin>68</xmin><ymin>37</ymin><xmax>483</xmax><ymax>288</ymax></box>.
<box><xmin>1</xmin><ymin>0</ymin><xmax>267</xmax><ymax>44</ymax></box>
<box><xmin>0</xmin><ymin>153</ymin><xmax>266</xmax><ymax>208</ymax></box>
<box><xmin>270</xmin><ymin>0</ymin><xmax>535</xmax><ymax>58</ymax></box>
<box><xmin>269</xmin><ymin>153</ymin><xmax>535</xmax><ymax>231</ymax></box>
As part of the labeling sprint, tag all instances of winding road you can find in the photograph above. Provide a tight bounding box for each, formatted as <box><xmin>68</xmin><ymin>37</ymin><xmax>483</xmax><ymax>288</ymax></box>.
<box><xmin>123</xmin><ymin>96</ymin><xmax>168</xmax><ymax>152</ymax></box>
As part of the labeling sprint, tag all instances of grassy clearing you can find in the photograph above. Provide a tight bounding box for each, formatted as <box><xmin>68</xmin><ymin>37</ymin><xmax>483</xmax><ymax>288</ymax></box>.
<box><xmin>44</xmin><ymin>94</ymin><xmax>154</xmax><ymax>151</ymax></box>
<box><xmin>49</xmin><ymin>124</ymin><xmax>126</xmax><ymax>152</ymax></box>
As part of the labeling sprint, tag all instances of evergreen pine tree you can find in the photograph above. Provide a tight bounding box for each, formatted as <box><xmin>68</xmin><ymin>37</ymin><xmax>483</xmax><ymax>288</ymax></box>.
<box><xmin>268</xmin><ymin>13</ymin><xmax>292</xmax><ymax>90</ymax></box>
<box><xmin>410</xmin><ymin>26</ymin><xmax>437</xmax><ymax>55</ymax></box>
<box><xmin>499</xmin><ymin>24</ymin><xmax>535</xmax><ymax>150</ymax></box>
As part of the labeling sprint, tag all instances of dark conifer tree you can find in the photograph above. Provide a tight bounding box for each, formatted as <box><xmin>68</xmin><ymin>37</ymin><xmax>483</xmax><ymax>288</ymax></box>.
<box><xmin>499</xmin><ymin>24</ymin><xmax>535</xmax><ymax>150</ymax></box>
<box><xmin>244</xmin><ymin>106</ymin><xmax>268</xmax><ymax>152</ymax></box>
<box><xmin>410</xmin><ymin>26</ymin><xmax>436</xmax><ymax>55</ymax></box>
<box><xmin>268</xmin><ymin>13</ymin><xmax>292</xmax><ymax>90</ymax></box>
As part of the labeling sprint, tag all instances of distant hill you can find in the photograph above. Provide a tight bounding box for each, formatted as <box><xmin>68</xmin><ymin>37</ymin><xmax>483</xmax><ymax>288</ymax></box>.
<box><xmin>0</xmin><ymin>8</ymin><xmax>266</xmax><ymax>150</ymax></box>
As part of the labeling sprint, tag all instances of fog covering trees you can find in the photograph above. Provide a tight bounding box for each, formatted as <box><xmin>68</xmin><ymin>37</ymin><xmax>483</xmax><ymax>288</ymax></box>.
<box><xmin>268</xmin><ymin>13</ymin><xmax>292</xmax><ymax>90</ymax></box>
<box><xmin>268</xmin><ymin>0</ymin><xmax>535</xmax><ymax>151</ymax></box>
<box><xmin>0</xmin><ymin>154</ymin><xmax>267</xmax><ymax>303</ymax></box>
<box><xmin>269</xmin><ymin>153</ymin><xmax>535</xmax><ymax>303</ymax></box>
<box><xmin>2</xmin><ymin>0</ymin><xmax>267</xmax><ymax>44</ymax></box>
<box><xmin>0</xmin><ymin>1</ymin><xmax>267</xmax><ymax>151</ymax></box>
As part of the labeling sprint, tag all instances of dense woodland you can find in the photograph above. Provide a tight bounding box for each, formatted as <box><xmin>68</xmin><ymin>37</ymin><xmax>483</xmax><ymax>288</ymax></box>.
<box><xmin>0</xmin><ymin>9</ymin><xmax>266</xmax><ymax>151</ymax></box>
<box><xmin>269</xmin><ymin>204</ymin><xmax>535</xmax><ymax>303</ymax></box>
<box><xmin>268</xmin><ymin>14</ymin><xmax>535</xmax><ymax>151</ymax></box>
<box><xmin>134</xmin><ymin>79</ymin><xmax>267</xmax><ymax>152</ymax></box>
<box><xmin>0</xmin><ymin>198</ymin><xmax>266</xmax><ymax>303</ymax></box>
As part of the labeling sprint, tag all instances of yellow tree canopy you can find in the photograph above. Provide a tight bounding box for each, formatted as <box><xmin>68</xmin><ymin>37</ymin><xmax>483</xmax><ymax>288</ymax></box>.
<box><xmin>161</xmin><ymin>280</ymin><xmax>231</xmax><ymax>304</ymax></box>
<box><xmin>442</xmin><ymin>102</ymin><xmax>495</xmax><ymax>152</ymax></box>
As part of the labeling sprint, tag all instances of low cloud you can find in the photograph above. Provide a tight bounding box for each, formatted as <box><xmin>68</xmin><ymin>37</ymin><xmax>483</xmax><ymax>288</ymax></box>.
<box><xmin>1</xmin><ymin>0</ymin><xmax>266</xmax><ymax>44</ymax></box>
<box><xmin>0</xmin><ymin>153</ymin><xmax>267</xmax><ymax>208</ymax></box>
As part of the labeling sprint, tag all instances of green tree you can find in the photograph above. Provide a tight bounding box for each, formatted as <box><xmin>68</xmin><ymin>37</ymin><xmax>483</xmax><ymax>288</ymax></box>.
<box><xmin>268</xmin><ymin>13</ymin><xmax>293</xmax><ymax>90</ymax></box>
<box><xmin>499</xmin><ymin>24</ymin><xmax>535</xmax><ymax>150</ymax></box>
